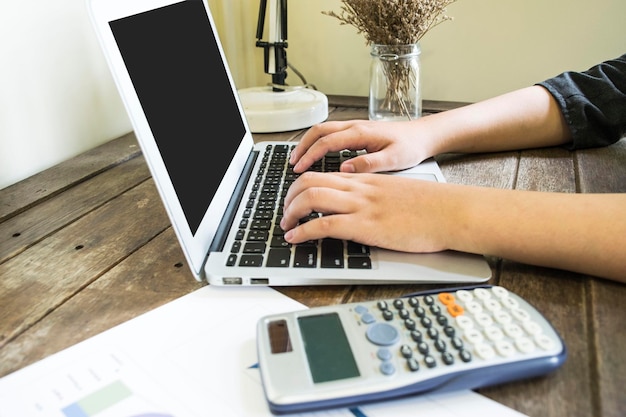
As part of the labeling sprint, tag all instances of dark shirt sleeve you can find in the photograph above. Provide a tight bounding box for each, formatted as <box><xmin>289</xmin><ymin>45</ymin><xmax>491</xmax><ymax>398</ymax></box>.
<box><xmin>536</xmin><ymin>53</ymin><xmax>626</xmax><ymax>150</ymax></box>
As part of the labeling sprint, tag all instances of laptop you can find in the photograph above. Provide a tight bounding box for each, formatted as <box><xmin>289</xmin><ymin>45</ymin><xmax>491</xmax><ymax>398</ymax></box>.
<box><xmin>86</xmin><ymin>0</ymin><xmax>491</xmax><ymax>286</ymax></box>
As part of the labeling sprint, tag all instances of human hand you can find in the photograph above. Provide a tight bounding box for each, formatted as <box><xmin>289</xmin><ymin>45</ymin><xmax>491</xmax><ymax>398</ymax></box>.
<box><xmin>289</xmin><ymin>119</ymin><xmax>435</xmax><ymax>174</ymax></box>
<box><xmin>279</xmin><ymin>171</ymin><xmax>453</xmax><ymax>253</ymax></box>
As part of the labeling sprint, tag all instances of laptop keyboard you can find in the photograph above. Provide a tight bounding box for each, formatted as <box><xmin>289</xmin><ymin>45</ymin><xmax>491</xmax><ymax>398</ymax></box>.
<box><xmin>226</xmin><ymin>144</ymin><xmax>372</xmax><ymax>269</ymax></box>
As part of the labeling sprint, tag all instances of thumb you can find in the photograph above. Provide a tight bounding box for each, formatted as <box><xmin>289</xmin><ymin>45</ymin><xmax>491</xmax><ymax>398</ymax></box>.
<box><xmin>340</xmin><ymin>153</ymin><xmax>388</xmax><ymax>173</ymax></box>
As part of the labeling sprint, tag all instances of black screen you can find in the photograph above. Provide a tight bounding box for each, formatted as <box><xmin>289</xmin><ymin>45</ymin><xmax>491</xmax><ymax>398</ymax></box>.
<box><xmin>110</xmin><ymin>0</ymin><xmax>246</xmax><ymax>235</ymax></box>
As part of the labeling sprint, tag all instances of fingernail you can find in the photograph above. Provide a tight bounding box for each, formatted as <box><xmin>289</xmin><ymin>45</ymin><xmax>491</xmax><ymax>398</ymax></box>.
<box><xmin>342</xmin><ymin>163</ymin><xmax>355</xmax><ymax>173</ymax></box>
<box><xmin>284</xmin><ymin>230</ymin><xmax>293</xmax><ymax>241</ymax></box>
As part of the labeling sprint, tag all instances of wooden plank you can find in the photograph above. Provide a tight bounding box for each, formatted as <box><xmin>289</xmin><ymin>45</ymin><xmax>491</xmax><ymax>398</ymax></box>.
<box><xmin>437</xmin><ymin>152</ymin><xmax>519</xmax><ymax>189</ymax></box>
<box><xmin>0</xmin><ymin>227</ymin><xmax>204</xmax><ymax>378</ymax></box>
<box><xmin>577</xmin><ymin>139</ymin><xmax>626</xmax><ymax>417</ymax></box>
<box><xmin>589</xmin><ymin>280</ymin><xmax>626</xmax><ymax>417</ymax></box>
<box><xmin>0</xmin><ymin>156</ymin><xmax>151</xmax><ymax>263</ymax></box>
<box><xmin>327</xmin><ymin>95</ymin><xmax>471</xmax><ymax>113</ymax></box>
<box><xmin>487</xmin><ymin>146</ymin><xmax>592</xmax><ymax>417</ymax></box>
<box><xmin>0</xmin><ymin>132</ymin><xmax>139</xmax><ymax>222</ymax></box>
<box><xmin>0</xmin><ymin>179</ymin><xmax>170</xmax><ymax>351</ymax></box>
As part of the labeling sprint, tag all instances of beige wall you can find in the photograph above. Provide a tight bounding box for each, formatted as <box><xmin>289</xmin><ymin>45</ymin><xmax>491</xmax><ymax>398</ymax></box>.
<box><xmin>1</xmin><ymin>0</ymin><xmax>624</xmax><ymax>190</ymax></box>
<box><xmin>219</xmin><ymin>0</ymin><xmax>626</xmax><ymax>102</ymax></box>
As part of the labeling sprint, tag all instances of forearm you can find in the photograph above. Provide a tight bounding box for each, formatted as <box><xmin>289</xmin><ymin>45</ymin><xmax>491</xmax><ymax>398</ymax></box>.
<box><xmin>440</xmin><ymin>183</ymin><xmax>626</xmax><ymax>282</ymax></box>
<box><xmin>420</xmin><ymin>86</ymin><xmax>573</xmax><ymax>157</ymax></box>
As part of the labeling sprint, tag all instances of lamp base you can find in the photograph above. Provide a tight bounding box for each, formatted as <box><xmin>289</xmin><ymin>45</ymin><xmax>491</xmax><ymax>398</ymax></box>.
<box><xmin>238</xmin><ymin>86</ymin><xmax>328</xmax><ymax>133</ymax></box>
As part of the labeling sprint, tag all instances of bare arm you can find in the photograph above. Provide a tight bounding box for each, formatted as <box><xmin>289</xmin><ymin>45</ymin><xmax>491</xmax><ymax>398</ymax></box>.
<box><xmin>290</xmin><ymin>85</ymin><xmax>572</xmax><ymax>173</ymax></box>
<box><xmin>280</xmin><ymin>173</ymin><xmax>626</xmax><ymax>283</ymax></box>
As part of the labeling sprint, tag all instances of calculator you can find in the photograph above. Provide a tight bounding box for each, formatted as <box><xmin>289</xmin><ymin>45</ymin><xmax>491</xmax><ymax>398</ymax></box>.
<box><xmin>256</xmin><ymin>285</ymin><xmax>567</xmax><ymax>414</ymax></box>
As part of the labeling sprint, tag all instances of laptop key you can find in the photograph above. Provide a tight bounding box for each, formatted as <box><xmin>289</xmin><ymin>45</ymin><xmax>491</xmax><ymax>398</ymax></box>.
<box><xmin>243</xmin><ymin>242</ymin><xmax>266</xmax><ymax>253</ymax></box>
<box><xmin>267</xmin><ymin>248</ymin><xmax>291</xmax><ymax>267</ymax></box>
<box><xmin>294</xmin><ymin>245</ymin><xmax>317</xmax><ymax>268</ymax></box>
<box><xmin>239</xmin><ymin>255</ymin><xmax>263</xmax><ymax>267</ymax></box>
<box><xmin>348</xmin><ymin>256</ymin><xmax>372</xmax><ymax>269</ymax></box>
<box><xmin>321</xmin><ymin>238</ymin><xmax>344</xmax><ymax>268</ymax></box>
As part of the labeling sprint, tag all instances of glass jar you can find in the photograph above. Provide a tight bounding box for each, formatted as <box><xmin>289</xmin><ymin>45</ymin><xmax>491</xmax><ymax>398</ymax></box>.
<box><xmin>369</xmin><ymin>43</ymin><xmax>422</xmax><ymax>121</ymax></box>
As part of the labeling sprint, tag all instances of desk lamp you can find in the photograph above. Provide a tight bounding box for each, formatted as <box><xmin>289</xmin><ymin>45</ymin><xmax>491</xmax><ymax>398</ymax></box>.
<box><xmin>238</xmin><ymin>0</ymin><xmax>328</xmax><ymax>133</ymax></box>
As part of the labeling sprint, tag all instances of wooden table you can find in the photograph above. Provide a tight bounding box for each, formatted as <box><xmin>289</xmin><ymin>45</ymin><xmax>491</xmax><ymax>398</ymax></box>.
<box><xmin>1</xmin><ymin>96</ymin><xmax>624</xmax><ymax>417</ymax></box>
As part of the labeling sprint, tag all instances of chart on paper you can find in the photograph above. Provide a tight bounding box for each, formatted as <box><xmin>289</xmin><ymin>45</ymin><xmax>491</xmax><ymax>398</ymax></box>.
<box><xmin>4</xmin><ymin>350</ymin><xmax>197</xmax><ymax>417</ymax></box>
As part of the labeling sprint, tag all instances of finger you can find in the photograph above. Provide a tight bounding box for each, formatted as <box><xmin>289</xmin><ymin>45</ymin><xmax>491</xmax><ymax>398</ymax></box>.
<box><xmin>340</xmin><ymin>151</ymin><xmax>399</xmax><ymax>173</ymax></box>
<box><xmin>283</xmin><ymin>172</ymin><xmax>354</xmax><ymax>212</ymax></box>
<box><xmin>280</xmin><ymin>183</ymin><xmax>358</xmax><ymax>232</ymax></box>
<box><xmin>283</xmin><ymin>213</ymin><xmax>355</xmax><ymax>244</ymax></box>
<box><xmin>290</xmin><ymin>121</ymin><xmax>349</xmax><ymax>165</ymax></box>
<box><xmin>291</xmin><ymin>123</ymin><xmax>368</xmax><ymax>173</ymax></box>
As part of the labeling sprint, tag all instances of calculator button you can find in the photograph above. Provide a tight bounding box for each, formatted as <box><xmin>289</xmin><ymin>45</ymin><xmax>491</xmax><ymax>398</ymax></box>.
<box><xmin>511</xmin><ymin>308</ymin><xmax>531</xmax><ymax>322</ymax></box>
<box><xmin>464</xmin><ymin>328</ymin><xmax>484</xmax><ymax>344</ymax></box>
<box><xmin>495</xmin><ymin>340</ymin><xmax>516</xmax><ymax>357</ymax></box>
<box><xmin>361</xmin><ymin>313</ymin><xmax>376</xmax><ymax>324</ymax></box>
<box><xmin>464</xmin><ymin>300</ymin><xmax>483</xmax><ymax>314</ymax></box>
<box><xmin>474</xmin><ymin>312</ymin><xmax>493</xmax><ymax>327</ymax></box>
<box><xmin>443</xmin><ymin>325</ymin><xmax>456</xmax><ymax>338</ymax></box>
<box><xmin>493</xmin><ymin>310</ymin><xmax>513</xmax><ymax>325</ymax></box>
<box><xmin>407</xmin><ymin>358</ymin><xmax>420</xmax><ymax>371</ymax></box>
<box><xmin>407</xmin><ymin>297</ymin><xmax>419</xmax><ymax>307</ymax></box>
<box><xmin>523</xmin><ymin>320</ymin><xmax>542</xmax><ymax>335</ymax></box>
<box><xmin>455</xmin><ymin>290</ymin><xmax>473</xmax><ymax>303</ymax></box>
<box><xmin>442</xmin><ymin>352</ymin><xmax>455</xmax><ymax>365</ymax></box>
<box><xmin>515</xmin><ymin>337</ymin><xmax>536</xmax><ymax>353</ymax></box>
<box><xmin>438</xmin><ymin>292</ymin><xmax>455</xmax><ymax>305</ymax></box>
<box><xmin>424</xmin><ymin>355</ymin><xmax>437</xmax><ymax>368</ymax></box>
<box><xmin>447</xmin><ymin>303</ymin><xmax>464</xmax><ymax>317</ymax></box>
<box><xmin>456</xmin><ymin>315</ymin><xmax>474</xmax><ymax>329</ymax></box>
<box><xmin>400</xmin><ymin>344</ymin><xmax>413</xmax><ymax>358</ymax></box>
<box><xmin>380</xmin><ymin>361</ymin><xmax>395</xmax><ymax>375</ymax></box>
<box><xmin>377</xmin><ymin>348</ymin><xmax>392</xmax><ymax>361</ymax></box>
<box><xmin>500</xmin><ymin>296</ymin><xmax>519</xmax><ymax>310</ymax></box>
<box><xmin>484</xmin><ymin>326</ymin><xmax>505</xmax><ymax>341</ymax></box>
<box><xmin>459</xmin><ymin>349</ymin><xmax>473</xmax><ymax>362</ymax></box>
<box><xmin>366</xmin><ymin>323</ymin><xmax>400</xmax><ymax>346</ymax></box>
<box><xmin>503</xmin><ymin>323</ymin><xmax>525</xmax><ymax>339</ymax></box>
<box><xmin>483</xmin><ymin>298</ymin><xmax>502</xmax><ymax>312</ymax></box>
<box><xmin>475</xmin><ymin>343</ymin><xmax>496</xmax><ymax>360</ymax></box>
<box><xmin>535</xmin><ymin>334</ymin><xmax>556</xmax><ymax>350</ymax></box>
<box><xmin>410</xmin><ymin>330</ymin><xmax>424</xmax><ymax>343</ymax></box>
<box><xmin>474</xmin><ymin>288</ymin><xmax>491</xmax><ymax>300</ymax></box>
<box><xmin>491</xmin><ymin>285</ymin><xmax>509</xmax><ymax>299</ymax></box>
<box><xmin>355</xmin><ymin>305</ymin><xmax>368</xmax><ymax>314</ymax></box>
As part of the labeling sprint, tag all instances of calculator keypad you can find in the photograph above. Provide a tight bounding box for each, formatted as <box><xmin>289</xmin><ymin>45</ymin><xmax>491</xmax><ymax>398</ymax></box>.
<box><xmin>353</xmin><ymin>286</ymin><xmax>561</xmax><ymax>376</ymax></box>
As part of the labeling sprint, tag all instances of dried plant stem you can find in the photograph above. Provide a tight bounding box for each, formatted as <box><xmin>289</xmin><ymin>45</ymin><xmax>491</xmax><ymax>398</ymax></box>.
<box><xmin>324</xmin><ymin>0</ymin><xmax>456</xmax><ymax>120</ymax></box>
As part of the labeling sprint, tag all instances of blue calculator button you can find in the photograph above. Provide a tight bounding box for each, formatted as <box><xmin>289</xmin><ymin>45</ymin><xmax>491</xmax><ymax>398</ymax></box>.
<box><xmin>377</xmin><ymin>348</ymin><xmax>392</xmax><ymax>361</ymax></box>
<box><xmin>366</xmin><ymin>322</ymin><xmax>400</xmax><ymax>346</ymax></box>
<box><xmin>361</xmin><ymin>313</ymin><xmax>376</xmax><ymax>324</ymax></box>
<box><xmin>354</xmin><ymin>305</ymin><xmax>368</xmax><ymax>314</ymax></box>
<box><xmin>380</xmin><ymin>361</ymin><xmax>396</xmax><ymax>375</ymax></box>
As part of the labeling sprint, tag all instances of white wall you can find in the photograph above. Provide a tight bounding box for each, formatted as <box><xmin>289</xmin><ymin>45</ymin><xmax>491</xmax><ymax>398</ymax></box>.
<box><xmin>0</xmin><ymin>0</ymin><xmax>131</xmax><ymax>191</ymax></box>
<box><xmin>1</xmin><ymin>0</ymin><xmax>624</xmax><ymax>190</ymax></box>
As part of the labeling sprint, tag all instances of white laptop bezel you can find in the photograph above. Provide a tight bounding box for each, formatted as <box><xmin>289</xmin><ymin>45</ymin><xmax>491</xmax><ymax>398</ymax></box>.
<box><xmin>87</xmin><ymin>0</ymin><xmax>255</xmax><ymax>281</ymax></box>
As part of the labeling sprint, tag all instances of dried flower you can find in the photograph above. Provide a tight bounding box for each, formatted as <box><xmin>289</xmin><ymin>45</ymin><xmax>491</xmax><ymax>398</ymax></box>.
<box><xmin>323</xmin><ymin>0</ymin><xmax>457</xmax><ymax>120</ymax></box>
<box><xmin>323</xmin><ymin>0</ymin><xmax>456</xmax><ymax>45</ymax></box>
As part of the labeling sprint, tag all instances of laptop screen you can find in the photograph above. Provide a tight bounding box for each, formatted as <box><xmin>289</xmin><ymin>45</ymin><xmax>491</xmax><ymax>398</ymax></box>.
<box><xmin>109</xmin><ymin>0</ymin><xmax>246</xmax><ymax>235</ymax></box>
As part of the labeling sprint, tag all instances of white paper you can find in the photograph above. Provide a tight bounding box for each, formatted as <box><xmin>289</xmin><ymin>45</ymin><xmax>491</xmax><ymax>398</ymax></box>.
<box><xmin>0</xmin><ymin>286</ymin><xmax>527</xmax><ymax>416</ymax></box>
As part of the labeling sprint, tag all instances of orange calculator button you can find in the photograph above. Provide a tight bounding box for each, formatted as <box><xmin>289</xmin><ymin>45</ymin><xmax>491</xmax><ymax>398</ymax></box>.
<box><xmin>447</xmin><ymin>303</ymin><xmax>465</xmax><ymax>317</ymax></box>
<box><xmin>438</xmin><ymin>292</ymin><xmax>455</xmax><ymax>305</ymax></box>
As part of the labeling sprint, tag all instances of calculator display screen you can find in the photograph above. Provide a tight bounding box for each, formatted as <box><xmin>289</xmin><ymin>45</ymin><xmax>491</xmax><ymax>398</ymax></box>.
<box><xmin>298</xmin><ymin>313</ymin><xmax>360</xmax><ymax>383</ymax></box>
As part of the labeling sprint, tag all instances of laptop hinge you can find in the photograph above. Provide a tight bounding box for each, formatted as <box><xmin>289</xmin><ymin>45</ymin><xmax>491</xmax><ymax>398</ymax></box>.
<box><xmin>209</xmin><ymin>149</ymin><xmax>260</xmax><ymax>252</ymax></box>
